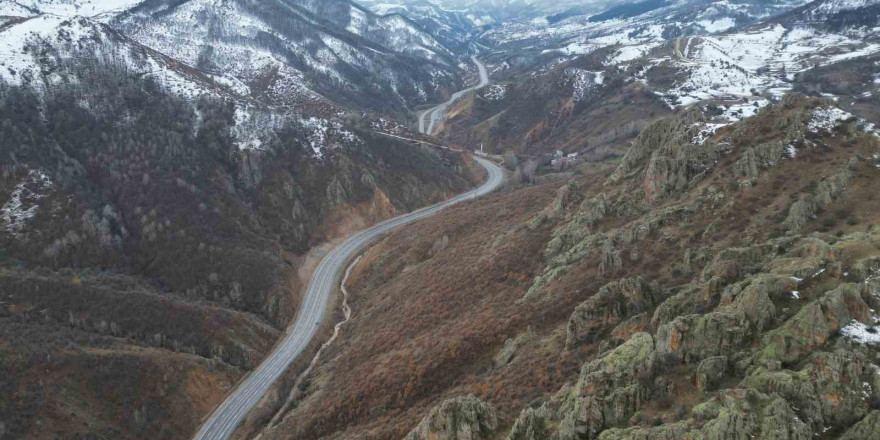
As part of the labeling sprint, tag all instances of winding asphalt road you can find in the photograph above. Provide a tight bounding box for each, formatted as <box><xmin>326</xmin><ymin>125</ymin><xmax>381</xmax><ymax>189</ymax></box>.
<box><xmin>193</xmin><ymin>60</ymin><xmax>501</xmax><ymax>440</ymax></box>
<box><xmin>419</xmin><ymin>56</ymin><xmax>489</xmax><ymax>136</ymax></box>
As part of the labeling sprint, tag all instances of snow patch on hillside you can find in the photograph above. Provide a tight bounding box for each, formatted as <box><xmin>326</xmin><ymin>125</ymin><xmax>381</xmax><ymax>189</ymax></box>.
<box><xmin>301</xmin><ymin>117</ymin><xmax>359</xmax><ymax>159</ymax></box>
<box><xmin>2</xmin><ymin>169</ymin><xmax>53</xmax><ymax>238</ymax></box>
<box><xmin>808</xmin><ymin>107</ymin><xmax>855</xmax><ymax>133</ymax></box>
<box><xmin>483</xmin><ymin>84</ymin><xmax>507</xmax><ymax>101</ymax></box>
<box><xmin>566</xmin><ymin>68</ymin><xmax>604</xmax><ymax>101</ymax></box>
<box><xmin>697</xmin><ymin>17</ymin><xmax>736</xmax><ymax>33</ymax></box>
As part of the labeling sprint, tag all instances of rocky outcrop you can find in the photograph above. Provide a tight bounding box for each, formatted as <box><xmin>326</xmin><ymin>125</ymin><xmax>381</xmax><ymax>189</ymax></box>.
<box><xmin>743</xmin><ymin>350</ymin><xmax>880</xmax><ymax>432</ymax></box>
<box><xmin>555</xmin><ymin>333</ymin><xmax>657</xmax><ymax>439</ymax></box>
<box><xmin>655</xmin><ymin>274</ymin><xmax>794</xmax><ymax>364</ymax></box>
<box><xmin>732</xmin><ymin>140</ymin><xmax>787</xmax><ymax>184</ymax></box>
<box><xmin>597</xmin><ymin>389</ymin><xmax>811</xmax><ymax>440</ymax></box>
<box><xmin>695</xmin><ymin>356</ymin><xmax>728</xmax><ymax>392</ymax></box>
<box><xmin>553</xmin><ymin>181</ymin><xmax>583</xmax><ymax>217</ymax></box>
<box><xmin>606</xmin><ymin>108</ymin><xmax>705</xmax><ymax>185</ymax></box>
<box><xmin>566</xmin><ymin>277</ymin><xmax>662</xmax><ymax>349</ymax></box>
<box><xmin>655</xmin><ymin>309</ymin><xmax>754</xmax><ymax>364</ymax></box>
<box><xmin>506</xmin><ymin>407</ymin><xmax>552</xmax><ymax>440</ymax></box>
<box><xmin>495</xmin><ymin>329</ymin><xmax>535</xmax><ymax>366</ymax></box>
<box><xmin>404</xmin><ymin>395</ymin><xmax>498</xmax><ymax>440</ymax></box>
<box><xmin>597</xmin><ymin>238</ymin><xmax>622</xmax><ymax>277</ymax></box>
<box><xmin>757</xmin><ymin>283</ymin><xmax>871</xmax><ymax>365</ymax></box>
<box><xmin>784</xmin><ymin>158</ymin><xmax>858</xmax><ymax>232</ymax></box>
<box><xmin>840</xmin><ymin>411</ymin><xmax>880</xmax><ymax>440</ymax></box>
<box><xmin>643</xmin><ymin>140</ymin><xmax>720</xmax><ymax>202</ymax></box>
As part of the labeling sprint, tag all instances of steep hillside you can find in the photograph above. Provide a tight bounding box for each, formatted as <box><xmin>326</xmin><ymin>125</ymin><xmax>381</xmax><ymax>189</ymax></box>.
<box><xmin>433</xmin><ymin>48</ymin><xmax>671</xmax><ymax>160</ymax></box>
<box><xmin>357</xmin><ymin>0</ymin><xmax>480</xmax><ymax>53</ymax></box>
<box><xmin>110</xmin><ymin>0</ymin><xmax>463</xmax><ymax>116</ymax></box>
<box><xmin>259</xmin><ymin>94</ymin><xmax>880</xmax><ymax>440</ymax></box>
<box><xmin>0</xmin><ymin>11</ymin><xmax>483</xmax><ymax>438</ymax></box>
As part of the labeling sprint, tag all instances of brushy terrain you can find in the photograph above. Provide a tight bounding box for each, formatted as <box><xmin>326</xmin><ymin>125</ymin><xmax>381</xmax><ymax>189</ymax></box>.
<box><xmin>262</xmin><ymin>94</ymin><xmax>880</xmax><ymax>440</ymax></box>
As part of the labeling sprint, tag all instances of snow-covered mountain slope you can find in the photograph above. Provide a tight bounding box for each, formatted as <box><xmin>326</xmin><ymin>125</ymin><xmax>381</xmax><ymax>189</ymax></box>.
<box><xmin>0</xmin><ymin>13</ymin><xmax>391</xmax><ymax>160</ymax></box>
<box><xmin>480</xmin><ymin>0</ymin><xmax>811</xmax><ymax>51</ymax></box>
<box><xmin>0</xmin><ymin>0</ymin><xmax>146</xmax><ymax>20</ymax></box>
<box><xmin>290</xmin><ymin>0</ymin><xmax>458</xmax><ymax>63</ymax></box>
<box><xmin>0</xmin><ymin>13</ymin><xmax>248</xmax><ymax>101</ymax></box>
<box><xmin>111</xmin><ymin>0</ymin><xmax>462</xmax><ymax>115</ymax></box>
<box><xmin>356</xmin><ymin>0</ymin><xmax>479</xmax><ymax>53</ymax></box>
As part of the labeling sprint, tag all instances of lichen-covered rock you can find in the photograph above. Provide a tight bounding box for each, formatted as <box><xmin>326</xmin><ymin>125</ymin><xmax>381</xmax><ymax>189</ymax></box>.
<box><xmin>721</xmin><ymin>274</ymin><xmax>798</xmax><ymax>331</ymax></box>
<box><xmin>650</xmin><ymin>284</ymin><xmax>719</xmax><ymax>330</ymax></box>
<box><xmin>404</xmin><ymin>395</ymin><xmax>498</xmax><ymax>440</ymax></box>
<box><xmin>495</xmin><ymin>329</ymin><xmax>535</xmax><ymax>366</ymax></box>
<box><xmin>610</xmin><ymin>313</ymin><xmax>651</xmax><ymax>342</ymax></box>
<box><xmin>695</xmin><ymin>356</ymin><xmax>728</xmax><ymax>392</ymax></box>
<box><xmin>578</xmin><ymin>194</ymin><xmax>609</xmax><ymax>227</ymax></box>
<box><xmin>655</xmin><ymin>310</ymin><xmax>753</xmax><ymax>364</ymax></box>
<box><xmin>732</xmin><ymin>140</ymin><xmax>787</xmax><ymax>183</ymax></box>
<box><xmin>743</xmin><ymin>350</ymin><xmax>874</xmax><ymax>432</ymax></box>
<box><xmin>596</xmin><ymin>422</ymin><xmax>695</xmax><ymax>440</ymax></box>
<box><xmin>615</xmin><ymin>204</ymin><xmax>694</xmax><ymax>244</ymax></box>
<box><xmin>553</xmin><ymin>333</ymin><xmax>657</xmax><ymax>439</ymax></box>
<box><xmin>700</xmin><ymin>242</ymin><xmax>779</xmax><ymax>283</ymax></box>
<box><xmin>840</xmin><ymin>411</ymin><xmax>880</xmax><ymax>440</ymax></box>
<box><xmin>784</xmin><ymin>159</ymin><xmax>857</xmax><ymax>232</ymax></box>
<box><xmin>757</xmin><ymin>284</ymin><xmax>871</xmax><ymax>365</ymax></box>
<box><xmin>598</xmin><ymin>389</ymin><xmax>811</xmax><ymax>440</ymax></box>
<box><xmin>769</xmin><ymin>236</ymin><xmax>835</xmax><ymax>278</ymax></box>
<box><xmin>554</xmin><ymin>181</ymin><xmax>583</xmax><ymax>217</ymax></box>
<box><xmin>643</xmin><ymin>140</ymin><xmax>720</xmax><ymax>202</ymax></box>
<box><xmin>507</xmin><ymin>406</ymin><xmax>552</xmax><ymax>440</ymax></box>
<box><xmin>695</xmin><ymin>389</ymin><xmax>811</xmax><ymax>440</ymax></box>
<box><xmin>784</xmin><ymin>195</ymin><xmax>818</xmax><ymax>233</ymax></box>
<box><xmin>598</xmin><ymin>238</ymin><xmax>622</xmax><ymax>277</ymax></box>
<box><xmin>606</xmin><ymin>108</ymin><xmax>705</xmax><ymax>185</ymax></box>
<box><xmin>654</xmin><ymin>273</ymin><xmax>794</xmax><ymax>364</ymax></box>
<box><xmin>566</xmin><ymin>277</ymin><xmax>662</xmax><ymax>348</ymax></box>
